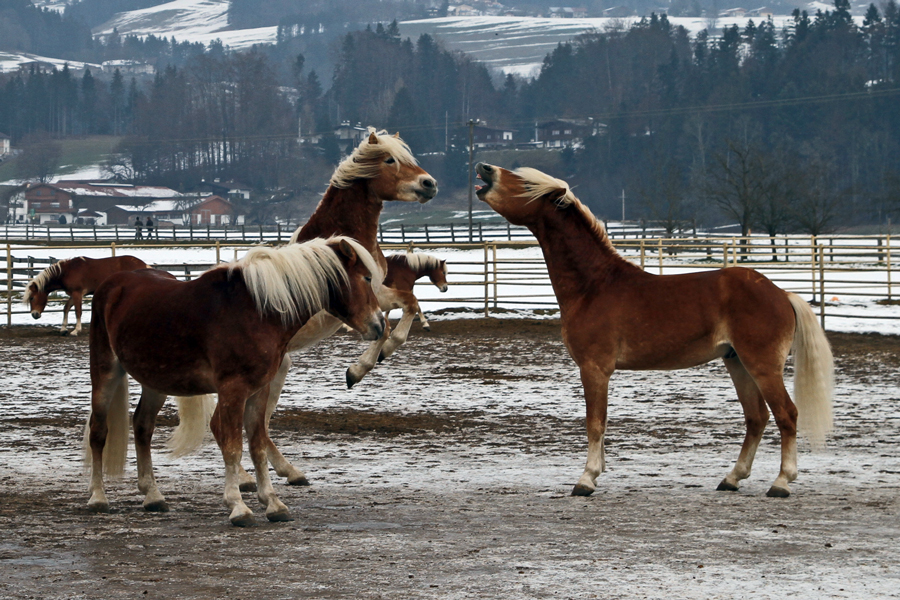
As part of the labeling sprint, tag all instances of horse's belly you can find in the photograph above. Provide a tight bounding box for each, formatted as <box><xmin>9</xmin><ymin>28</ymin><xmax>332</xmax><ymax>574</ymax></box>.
<box><xmin>615</xmin><ymin>343</ymin><xmax>729</xmax><ymax>371</ymax></box>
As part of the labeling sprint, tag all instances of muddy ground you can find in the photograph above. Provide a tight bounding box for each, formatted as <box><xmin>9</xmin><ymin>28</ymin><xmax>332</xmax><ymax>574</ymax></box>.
<box><xmin>0</xmin><ymin>319</ymin><xmax>898</xmax><ymax>599</ymax></box>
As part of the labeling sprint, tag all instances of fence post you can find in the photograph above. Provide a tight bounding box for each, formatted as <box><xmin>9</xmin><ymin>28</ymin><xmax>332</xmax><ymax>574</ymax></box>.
<box><xmin>810</xmin><ymin>236</ymin><xmax>817</xmax><ymax>299</ymax></box>
<box><xmin>819</xmin><ymin>244</ymin><xmax>826</xmax><ymax>329</ymax></box>
<box><xmin>110</xmin><ymin>242</ymin><xmax>116</xmax><ymax>257</ymax></box>
<box><xmin>483</xmin><ymin>243</ymin><xmax>490</xmax><ymax>318</ymax></box>
<box><xmin>507</xmin><ymin>222</ymin><xmax>512</xmax><ymax>241</ymax></box>
<box><xmin>6</xmin><ymin>244</ymin><xmax>11</xmax><ymax>327</ymax></box>
<box><xmin>114</xmin><ymin>224</ymin><xmax>119</xmax><ymax>241</ymax></box>
<box><xmin>479</xmin><ymin>222</ymin><xmax>483</xmax><ymax>242</ymax></box>
<box><xmin>216</xmin><ymin>240</ymin><xmax>221</xmax><ymax>265</ymax></box>
<box><xmin>887</xmin><ymin>233</ymin><xmax>892</xmax><ymax>302</ymax></box>
<box><xmin>400</xmin><ymin>224</ymin><xmax>406</xmax><ymax>242</ymax></box>
<box><xmin>493</xmin><ymin>243</ymin><xmax>499</xmax><ymax>310</ymax></box>
<box><xmin>425</xmin><ymin>224</ymin><xmax>430</xmax><ymax>243</ymax></box>
<box><xmin>722</xmin><ymin>241</ymin><xmax>728</xmax><ymax>268</ymax></box>
<box><xmin>658</xmin><ymin>238</ymin><xmax>663</xmax><ymax>275</ymax></box>
<box><xmin>640</xmin><ymin>240</ymin><xmax>646</xmax><ymax>270</ymax></box>
<box><xmin>70</xmin><ymin>226</ymin><xmax>74</xmax><ymax>242</ymax></box>
<box><xmin>277</xmin><ymin>223</ymin><xmax>281</xmax><ymax>244</ymax></box>
<box><xmin>450</xmin><ymin>223</ymin><xmax>455</xmax><ymax>243</ymax></box>
<box><xmin>93</xmin><ymin>225</ymin><xmax>98</xmax><ymax>243</ymax></box>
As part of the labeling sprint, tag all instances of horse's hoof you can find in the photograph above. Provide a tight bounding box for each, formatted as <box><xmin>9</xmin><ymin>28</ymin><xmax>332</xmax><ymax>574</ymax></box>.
<box><xmin>288</xmin><ymin>475</ymin><xmax>310</xmax><ymax>486</ymax></box>
<box><xmin>422</xmin><ymin>324</ymin><xmax>431</xmax><ymax>332</ymax></box>
<box><xmin>346</xmin><ymin>368</ymin><xmax>361</xmax><ymax>389</ymax></box>
<box><xmin>239</xmin><ymin>481</ymin><xmax>258</xmax><ymax>493</ymax></box>
<box><xmin>716</xmin><ymin>479</ymin><xmax>739</xmax><ymax>492</ymax></box>
<box><xmin>87</xmin><ymin>501</ymin><xmax>110</xmax><ymax>513</ymax></box>
<box><xmin>143</xmin><ymin>500</ymin><xmax>170</xmax><ymax>512</ymax></box>
<box><xmin>766</xmin><ymin>486</ymin><xmax>791</xmax><ymax>498</ymax></box>
<box><xmin>266</xmin><ymin>509</ymin><xmax>294</xmax><ymax>523</ymax></box>
<box><xmin>571</xmin><ymin>484</ymin><xmax>595</xmax><ymax>497</ymax></box>
<box><xmin>230</xmin><ymin>513</ymin><xmax>256</xmax><ymax>527</ymax></box>
<box><xmin>59</xmin><ymin>330</ymin><xmax>70</xmax><ymax>337</ymax></box>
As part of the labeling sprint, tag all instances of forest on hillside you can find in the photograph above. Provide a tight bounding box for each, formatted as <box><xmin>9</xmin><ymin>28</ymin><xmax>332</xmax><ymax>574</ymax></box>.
<box><xmin>2</xmin><ymin>0</ymin><xmax>900</xmax><ymax>231</ymax></box>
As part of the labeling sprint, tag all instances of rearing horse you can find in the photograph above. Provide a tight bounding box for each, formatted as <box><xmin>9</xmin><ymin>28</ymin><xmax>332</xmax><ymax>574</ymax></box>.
<box><xmin>383</xmin><ymin>252</ymin><xmax>449</xmax><ymax>331</ymax></box>
<box><xmin>171</xmin><ymin>130</ymin><xmax>438</xmax><ymax>491</ymax></box>
<box><xmin>86</xmin><ymin>237</ymin><xmax>384</xmax><ymax>526</ymax></box>
<box><xmin>475</xmin><ymin>163</ymin><xmax>834</xmax><ymax>498</ymax></box>
<box><xmin>23</xmin><ymin>255</ymin><xmax>148</xmax><ymax>336</ymax></box>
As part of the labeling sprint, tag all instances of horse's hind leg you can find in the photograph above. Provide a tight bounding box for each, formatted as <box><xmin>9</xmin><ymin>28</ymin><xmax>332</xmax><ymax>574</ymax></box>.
<box><xmin>379</xmin><ymin>289</ymin><xmax>418</xmax><ymax>361</ymax></box>
<box><xmin>719</xmin><ymin>356</ymin><xmax>770</xmax><ymax>492</ymax></box>
<box><xmin>133</xmin><ymin>387</ymin><xmax>170</xmax><ymax>512</ymax></box>
<box><xmin>262</xmin><ymin>354</ymin><xmax>309</xmax><ymax>486</ymax></box>
<box><xmin>752</xmin><ymin>373</ymin><xmax>798</xmax><ymax>497</ymax></box>
<box><xmin>244</xmin><ymin>384</ymin><xmax>292</xmax><ymax>523</ymax></box>
<box><xmin>87</xmin><ymin>368</ymin><xmax>127</xmax><ymax>513</ymax></box>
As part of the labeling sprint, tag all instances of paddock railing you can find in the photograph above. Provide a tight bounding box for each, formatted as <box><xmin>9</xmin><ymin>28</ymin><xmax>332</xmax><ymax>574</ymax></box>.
<box><xmin>3</xmin><ymin>233</ymin><xmax>896</xmax><ymax>329</ymax></box>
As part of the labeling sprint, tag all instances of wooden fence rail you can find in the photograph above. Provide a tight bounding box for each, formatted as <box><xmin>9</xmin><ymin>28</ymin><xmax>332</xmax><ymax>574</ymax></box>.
<box><xmin>2</xmin><ymin>234</ymin><xmax>896</xmax><ymax>330</ymax></box>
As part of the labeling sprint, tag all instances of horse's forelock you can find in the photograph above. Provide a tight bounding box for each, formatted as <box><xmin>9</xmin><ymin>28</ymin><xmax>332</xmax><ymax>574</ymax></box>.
<box><xmin>22</xmin><ymin>262</ymin><xmax>64</xmax><ymax>305</ymax></box>
<box><xmin>329</xmin><ymin>129</ymin><xmax>418</xmax><ymax>189</ymax></box>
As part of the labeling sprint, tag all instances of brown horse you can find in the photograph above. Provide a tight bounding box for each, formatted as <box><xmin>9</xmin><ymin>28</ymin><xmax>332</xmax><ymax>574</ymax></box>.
<box><xmin>475</xmin><ymin>163</ymin><xmax>834</xmax><ymax>498</ymax></box>
<box><xmin>383</xmin><ymin>252</ymin><xmax>448</xmax><ymax>330</ymax></box>
<box><xmin>23</xmin><ymin>255</ymin><xmax>147</xmax><ymax>336</ymax></box>
<box><xmin>85</xmin><ymin>237</ymin><xmax>384</xmax><ymax>526</ymax></box>
<box><xmin>168</xmin><ymin>131</ymin><xmax>438</xmax><ymax>493</ymax></box>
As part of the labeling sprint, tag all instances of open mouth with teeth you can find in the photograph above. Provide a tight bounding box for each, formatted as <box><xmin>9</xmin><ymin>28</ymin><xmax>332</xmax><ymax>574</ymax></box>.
<box><xmin>474</xmin><ymin>162</ymin><xmax>494</xmax><ymax>200</ymax></box>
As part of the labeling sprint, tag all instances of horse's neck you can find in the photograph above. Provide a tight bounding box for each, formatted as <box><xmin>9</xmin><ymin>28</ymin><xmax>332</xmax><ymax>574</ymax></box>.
<box><xmin>531</xmin><ymin>207</ymin><xmax>640</xmax><ymax>302</ymax></box>
<box><xmin>297</xmin><ymin>183</ymin><xmax>383</xmax><ymax>253</ymax></box>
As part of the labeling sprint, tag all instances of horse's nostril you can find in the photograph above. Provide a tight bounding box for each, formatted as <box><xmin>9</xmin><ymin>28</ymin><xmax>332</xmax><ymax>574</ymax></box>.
<box><xmin>422</xmin><ymin>178</ymin><xmax>435</xmax><ymax>189</ymax></box>
<box><xmin>482</xmin><ymin>164</ymin><xmax>493</xmax><ymax>172</ymax></box>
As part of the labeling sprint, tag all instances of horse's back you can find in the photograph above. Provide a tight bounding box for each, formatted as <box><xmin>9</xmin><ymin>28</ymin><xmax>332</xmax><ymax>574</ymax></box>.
<box><xmin>78</xmin><ymin>255</ymin><xmax>149</xmax><ymax>292</ymax></box>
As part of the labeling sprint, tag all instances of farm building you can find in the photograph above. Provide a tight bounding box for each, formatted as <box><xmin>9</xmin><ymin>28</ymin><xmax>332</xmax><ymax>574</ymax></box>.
<box><xmin>24</xmin><ymin>181</ymin><xmax>183</xmax><ymax>225</ymax></box>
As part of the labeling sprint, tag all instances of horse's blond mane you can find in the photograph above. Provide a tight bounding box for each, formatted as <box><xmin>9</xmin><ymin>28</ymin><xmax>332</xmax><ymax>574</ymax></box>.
<box><xmin>396</xmin><ymin>252</ymin><xmax>444</xmax><ymax>274</ymax></box>
<box><xmin>513</xmin><ymin>167</ymin><xmax>614</xmax><ymax>250</ymax></box>
<box><xmin>22</xmin><ymin>259</ymin><xmax>70</xmax><ymax>305</ymax></box>
<box><xmin>225</xmin><ymin>237</ymin><xmax>378</xmax><ymax>325</ymax></box>
<box><xmin>329</xmin><ymin>129</ymin><xmax>418</xmax><ymax>189</ymax></box>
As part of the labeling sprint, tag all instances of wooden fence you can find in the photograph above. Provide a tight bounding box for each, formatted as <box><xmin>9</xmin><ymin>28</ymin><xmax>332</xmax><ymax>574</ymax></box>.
<box><xmin>2</xmin><ymin>233</ymin><xmax>896</xmax><ymax>330</ymax></box>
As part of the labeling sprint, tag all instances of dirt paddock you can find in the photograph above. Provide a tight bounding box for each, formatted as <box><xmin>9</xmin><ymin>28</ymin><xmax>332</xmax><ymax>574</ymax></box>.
<box><xmin>0</xmin><ymin>319</ymin><xmax>898</xmax><ymax>599</ymax></box>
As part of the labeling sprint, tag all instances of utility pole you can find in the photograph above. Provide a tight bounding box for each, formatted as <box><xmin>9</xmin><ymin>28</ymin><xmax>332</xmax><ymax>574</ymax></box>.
<box><xmin>621</xmin><ymin>189</ymin><xmax>626</xmax><ymax>224</ymax></box>
<box><xmin>467</xmin><ymin>118</ymin><xmax>478</xmax><ymax>242</ymax></box>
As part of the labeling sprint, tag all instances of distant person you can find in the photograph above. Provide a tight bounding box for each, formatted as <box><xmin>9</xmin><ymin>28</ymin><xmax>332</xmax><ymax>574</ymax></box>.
<box><xmin>145</xmin><ymin>216</ymin><xmax>154</xmax><ymax>238</ymax></box>
<box><xmin>135</xmin><ymin>217</ymin><xmax>143</xmax><ymax>239</ymax></box>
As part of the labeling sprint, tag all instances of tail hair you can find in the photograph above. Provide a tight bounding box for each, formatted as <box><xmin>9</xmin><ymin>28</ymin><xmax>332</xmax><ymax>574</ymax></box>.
<box><xmin>82</xmin><ymin>376</ymin><xmax>130</xmax><ymax>476</ymax></box>
<box><xmin>166</xmin><ymin>395</ymin><xmax>216</xmax><ymax>457</ymax></box>
<box><xmin>788</xmin><ymin>293</ymin><xmax>835</xmax><ymax>451</ymax></box>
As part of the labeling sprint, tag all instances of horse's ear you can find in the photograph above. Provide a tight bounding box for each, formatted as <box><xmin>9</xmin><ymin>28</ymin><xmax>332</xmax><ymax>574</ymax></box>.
<box><xmin>337</xmin><ymin>239</ymin><xmax>359</xmax><ymax>265</ymax></box>
<box><xmin>548</xmin><ymin>188</ymin><xmax>570</xmax><ymax>207</ymax></box>
<box><xmin>368</xmin><ymin>132</ymin><xmax>379</xmax><ymax>145</ymax></box>
<box><xmin>393</xmin><ymin>132</ymin><xmax>400</xmax><ymax>138</ymax></box>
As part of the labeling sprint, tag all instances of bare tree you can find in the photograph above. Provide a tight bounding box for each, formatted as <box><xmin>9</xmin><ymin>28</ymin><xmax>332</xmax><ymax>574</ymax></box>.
<box><xmin>791</xmin><ymin>161</ymin><xmax>841</xmax><ymax>236</ymax></box>
<box><xmin>15</xmin><ymin>133</ymin><xmax>62</xmax><ymax>183</ymax></box>
<box><xmin>705</xmin><ymin>139</ymin><xmax>767</xmax><ymax>257</ymax></box>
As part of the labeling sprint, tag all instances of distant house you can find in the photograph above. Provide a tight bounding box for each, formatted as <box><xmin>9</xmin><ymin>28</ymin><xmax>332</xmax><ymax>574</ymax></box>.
<box><xmin>195</xmin><ymin>180</ymin><xmax>252</xmax><ymax>202</ymax></box>
<box><xmin>472</xmin><ymin>124</ymin><xmax>516</xmax><ymax>149</ymax></box>
<box><xmin>24</xmin><ymin>181</ymin><xmax>182</xmax><ymax>225</ymax></box>
<box><xmin>720</xmin><ymin>7</ymin><xmax>747</xmax><ymax>16</ymax></box>
<box><xmin>549</xmin><ymin>6</ymin><xmax>575</xmax><ymax>17</ymax></box>
<box><xmin>534</xmin><ymin>118</ymin><xmax>604</xmax><ymax>148</ymax></box>
<box><xmin>106</xmin><ymin>196</ymin><xmax>243</xmax><ymax>227</ymax></box>
<box><xmin>101</xmin><ymin>60</ymin><xmax>155</xmax><ymax>76</ymax></box>
<box><xmin>335</xmin><ymin>122</ymin><xmax>370</xmax><ymax>150</ymax></box>
<box><xmin>0</xmin><ymin>132</ymin><xmax>10</xmax><ymax>157</ymax></box>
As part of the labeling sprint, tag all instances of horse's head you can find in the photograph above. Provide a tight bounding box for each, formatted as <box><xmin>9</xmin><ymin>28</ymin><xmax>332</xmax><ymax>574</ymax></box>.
<box><xmin>428</xmin><ymin>259</ymin><xmax>449</xmax><ymax>293</ymax></box>
<box><xmin>327</xmin><ymin>238</ymin><xmax>385</xmax><ymax>341</ymax></box>
<box><xmin>23</xmin><ymin>282</ymin><xmax>48</xmax><ymax>319</ymax></box>
<box><xmin>475</xmin><ymin>163</ymin><xmax>576</xmax><ymax>226</ymax></box>
<box><xmin>332</xmin><ymin>131</ymin><xmax>438</xmax><ymax>204</ymax></box>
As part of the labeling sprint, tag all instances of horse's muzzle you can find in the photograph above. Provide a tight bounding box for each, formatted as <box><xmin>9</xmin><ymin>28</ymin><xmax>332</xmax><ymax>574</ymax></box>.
<box><xmin>31</xmin><ymin>311</ymin><xmax>41</xmax><ymax>320</ymax></box>
<box><xmin>363</xmin><ymin>313</ymin><xmax>386</xmax><ymax>341</ymax></box>
<box><xmin>439</xmin><ymin>285</ymin><xmax>448</xmax><ymax>293</ymax></box>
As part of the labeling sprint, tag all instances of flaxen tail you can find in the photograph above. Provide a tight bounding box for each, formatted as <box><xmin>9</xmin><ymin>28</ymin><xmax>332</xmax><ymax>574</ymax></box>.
<box><xmin>82</xmin><ymin>376</ymin><xmax>130</xmax><ymax>476</ymax></box>
<box><xmin>166</xmin><ymin>395</ymin><xmax>216</xmax><ymax>457</ymax></box>
<box><xmin>787</xmin><ymin>293</ymin><xmax>834</xmax><ymax>450</ymax></box>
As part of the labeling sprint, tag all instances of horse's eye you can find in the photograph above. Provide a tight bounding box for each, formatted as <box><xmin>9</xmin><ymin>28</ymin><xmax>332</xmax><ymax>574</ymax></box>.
<box><xmin>384</xmin><ymin>157</ymin><xmax>395</xmax><ymax>165</ymax></box>
<box><xmin>364</xmin><ymin>276</ymin><xmax>372</xmax><ymax>283</ymax></box>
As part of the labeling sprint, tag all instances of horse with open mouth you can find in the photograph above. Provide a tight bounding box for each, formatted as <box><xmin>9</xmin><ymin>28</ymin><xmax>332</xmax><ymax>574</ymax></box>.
<box><xmin>85</xmin><ymin>237</ymin><xmax>383</xmax><ymax>526</ymax></box>
<box><xmin>475</xmin><ymin>162</ymin><xmax>834</xmax><ymax>498</ymax></box>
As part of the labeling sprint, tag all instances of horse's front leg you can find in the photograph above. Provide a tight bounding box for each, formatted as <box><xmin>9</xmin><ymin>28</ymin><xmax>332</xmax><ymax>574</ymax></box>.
<box><xmin>572</xmin><ymin>362</ymin><xmax>613</xmax><ymax>496</ymax></box>
<box><xmin>60</xmin><ymin>295</ymin><xmax>75</xmax><ymax>335</ymax></box>
<box><xmin>346</xmin><ymin>319</ymin><xmax>392</xmax><ymax>388</ymax></box>
<box><xmin>244</xmin><ymin>383</ymin><xmax>292</xmax><ymax>522</ymax></box>
<box><xmin>209</xmin><ymin>386</ymin><xmax>256</xmax><ymax>527</ymax></box>
<box><xmin>378</xmin><ymin>288</ymin><xmax>418</xmax><ymax>361</ymax></box>
<box><xmin>260</xmin><ymin>354</ymin><xmax>309</xmax><ymax>486</ymax></box>
<box><xmin>70</xmin><ymin>291</ymin><xmax>84</xmax><ymax>336</ymax></box>
<box><xmin>133</xmin><ymin>387</ymin><xmax>170</xmax><ymax>511</ymax></box>
<box><xmin>417</xmin><ymin>307</ymin><xmax>431</xmax><ymax>331</ymax></box>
